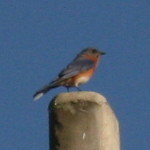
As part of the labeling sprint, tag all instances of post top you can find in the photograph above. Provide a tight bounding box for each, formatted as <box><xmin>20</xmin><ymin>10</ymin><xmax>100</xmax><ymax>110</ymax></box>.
<box><xmin>53</xmin><ymin>91</ymin><xmax>107</xmax><ymax>106</ymax></box>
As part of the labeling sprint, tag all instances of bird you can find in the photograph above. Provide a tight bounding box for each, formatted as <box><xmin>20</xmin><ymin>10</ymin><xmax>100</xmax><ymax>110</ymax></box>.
<box><xmin>33</xmin><ymin>48</ymin><xmax>105</xmax><ymax>100</ymax></box>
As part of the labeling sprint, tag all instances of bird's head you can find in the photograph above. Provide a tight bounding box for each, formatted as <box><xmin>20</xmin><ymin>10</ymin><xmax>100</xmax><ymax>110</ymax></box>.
<box><xmin>81</xmin><ymin>48</ymin><xmax>105</xmax><ymax>58</ymax></box>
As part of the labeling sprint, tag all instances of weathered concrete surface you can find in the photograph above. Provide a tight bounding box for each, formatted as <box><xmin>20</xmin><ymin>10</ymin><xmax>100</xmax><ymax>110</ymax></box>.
<box><xmin>49</xmin><ymin>91</ymin><xmax>120</xmax><ymax>150</ymax></box>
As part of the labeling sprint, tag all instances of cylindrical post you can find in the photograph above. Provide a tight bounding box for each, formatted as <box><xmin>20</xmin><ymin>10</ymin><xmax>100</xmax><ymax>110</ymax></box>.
<box><xmin>49</xmin><ymin>91</ymin><xmax>120</xmax><ymax>150</ymax></box>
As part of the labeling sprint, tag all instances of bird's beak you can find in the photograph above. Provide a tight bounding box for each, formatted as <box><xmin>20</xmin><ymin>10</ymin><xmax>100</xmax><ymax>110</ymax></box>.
<box><xmin>101</xmin><ymin>52</ymin><xmax>106</xmax><ymax>55</ymax></box>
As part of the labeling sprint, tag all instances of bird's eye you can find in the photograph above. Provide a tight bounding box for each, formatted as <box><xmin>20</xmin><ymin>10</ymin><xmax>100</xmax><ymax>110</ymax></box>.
<box><xmin>91</xmin><ymin>49</ymin><xmax>97</xmax><ymax>53</ymax></box>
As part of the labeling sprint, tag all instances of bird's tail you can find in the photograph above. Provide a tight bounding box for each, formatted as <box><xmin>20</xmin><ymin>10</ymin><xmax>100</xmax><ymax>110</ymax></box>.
<box><xmin>33</xmin><ymin>84</ymin><xmax>58</xmax><ymax>101</ymax></box>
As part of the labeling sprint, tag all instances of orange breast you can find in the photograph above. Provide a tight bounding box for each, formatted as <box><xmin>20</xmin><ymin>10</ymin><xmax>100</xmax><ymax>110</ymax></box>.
<box><xmin>71</xmin><ymin>68</ymin><xmax>95</xmax><ymax>87</ymax></box>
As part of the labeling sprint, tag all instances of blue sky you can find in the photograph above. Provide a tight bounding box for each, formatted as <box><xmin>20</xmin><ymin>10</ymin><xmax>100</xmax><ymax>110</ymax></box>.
<box><xmin>0</xmin><ymin>0</ymin><xmax>149</xmax><ymax>150</ymax></box>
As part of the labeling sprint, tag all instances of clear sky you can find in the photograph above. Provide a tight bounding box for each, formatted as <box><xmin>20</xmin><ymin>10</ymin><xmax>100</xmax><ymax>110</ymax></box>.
<box><xmin>0</xmin><ymin>0</ymin><xmax>149</xmax><ymax>150</ymax></box>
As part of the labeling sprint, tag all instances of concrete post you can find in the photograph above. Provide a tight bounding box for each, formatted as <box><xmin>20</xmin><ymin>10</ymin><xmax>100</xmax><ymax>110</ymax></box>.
<box><xmin>49</xmin><ymin>91</ymin><xmax>120</xmax><ymax>150</ymax></box>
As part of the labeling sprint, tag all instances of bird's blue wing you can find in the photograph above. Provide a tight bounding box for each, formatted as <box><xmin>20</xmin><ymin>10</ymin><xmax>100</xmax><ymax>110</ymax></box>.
<box><xmin>58</xmin><ymin>57</ymin><xmax>95</xmax><ymax>79</ymax></box>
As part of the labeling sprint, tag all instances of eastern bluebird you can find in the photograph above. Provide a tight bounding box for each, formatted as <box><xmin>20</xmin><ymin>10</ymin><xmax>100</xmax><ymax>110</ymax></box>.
<box><xmin>33</xmin><ymin>48</ymin><xmax>105</xmax><ymax>100</ymax></box>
